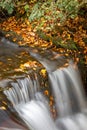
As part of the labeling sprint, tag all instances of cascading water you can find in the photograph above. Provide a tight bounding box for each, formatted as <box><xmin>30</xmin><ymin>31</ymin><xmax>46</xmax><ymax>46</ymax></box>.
<box><xmin>29</xmin><ymin>49</ymin><xmax>86</xmax><ymax>114</ymax></box>
<box><xmin>4</xmin><ymin>75</ymin><xmax>40</xmax><ymax>106</ymax></box>
<box><xmin>3</xmin><ymin>74</ymin><xmax>58</xmax><ymax>130</ymax></box>
<box><xmin>48</xmin><ymin>63</ymin><xmax>86</xmax><ymax>117</ymax></box>
<box><xmin>0</xmin><ymin>46</ymin><xmax>87</xmax><ymax>130</ymax></box>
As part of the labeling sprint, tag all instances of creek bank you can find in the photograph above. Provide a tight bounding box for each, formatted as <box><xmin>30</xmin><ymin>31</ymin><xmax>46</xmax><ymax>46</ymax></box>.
<box><xmin>0</xmin><ymin>31</ymin><xmax>87</xmax><ymax>94</ymax></box>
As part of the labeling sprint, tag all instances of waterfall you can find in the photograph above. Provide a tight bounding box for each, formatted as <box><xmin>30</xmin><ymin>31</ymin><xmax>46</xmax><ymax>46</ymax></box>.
<box><xmin>16</xmin><ymin>100</ymin><xmax>58</xmax><ymax>130</ymax></box>
<box><xmin>56</xmin><ymin>113</ymin><xmax>87</xmax><ymax>130</ymax></box>
<box><xmin>48</xmin><ymin>63</ymin><xmax>86</xmax><ymax>117</ymax></box>
<box><xmin>29</xmin><ymin>49</ymin><xmax>86</xmax><ymax>116</ymax></box>
<box><xmin>1</xmin><ymin>49</ymin><xmax>87</xmax><ymax>130</ymax></box>
<box><xmin>4</xmin><ymin>75</ymin><xmax>40</xmax><ymax>105</ymax></box>
<box><xmin>3</xmin><ymin>75</ymin><xmax>58</xmax><ymax>130</ymax></box>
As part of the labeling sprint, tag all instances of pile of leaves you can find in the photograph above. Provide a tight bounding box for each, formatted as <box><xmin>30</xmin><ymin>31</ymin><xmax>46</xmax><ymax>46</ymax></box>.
<box><xmin>0</xmin><ymin>0</ymin><xmax>87</xmax><ymax>87</ymax></box>
<box><xmin>0</xmin><ymin>14</ymin><xmax>87</xmax><ymax>64</ymax></box>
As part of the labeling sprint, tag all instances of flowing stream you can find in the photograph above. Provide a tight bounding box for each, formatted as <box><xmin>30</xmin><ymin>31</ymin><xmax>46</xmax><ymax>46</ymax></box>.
<box><xmin>0</xmin><ymin>38</ymin><xmax>87</xmax><ymax>130</ymax></box>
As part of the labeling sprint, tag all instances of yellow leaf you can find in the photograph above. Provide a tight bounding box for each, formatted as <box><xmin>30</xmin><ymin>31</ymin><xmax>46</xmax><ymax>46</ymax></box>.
<box><xmin>40</xmin><ymin>69</ymin><xmax>46</xmax><ymax>77</ymax></box>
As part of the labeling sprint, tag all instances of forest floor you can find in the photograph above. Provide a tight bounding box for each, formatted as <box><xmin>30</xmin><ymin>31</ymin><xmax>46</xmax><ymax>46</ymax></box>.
<box><xmin>0</xmin><ymin>15</ymin><xmax>87</xmax><ymax>64</ymax></box>
<box><xmin>0</xmin><ymin>14</ymin><xmax>87</xmax><ymax>89</ymax></box>
<box><xmin>0</xmin><ymin>11</ymin><xmax>87</xmax><ymax>115</ymax></box>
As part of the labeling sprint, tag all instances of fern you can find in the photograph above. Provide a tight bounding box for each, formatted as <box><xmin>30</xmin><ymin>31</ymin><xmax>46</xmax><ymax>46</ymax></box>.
<box><xmin>0</xmin><ymin>0</ymin><xmax>14</xmax><ymax>14</ymax></box>
<box><xmin>29</xmin><ymin>3</ymin><xmax>44</xmax><ymax>22</ymax></box>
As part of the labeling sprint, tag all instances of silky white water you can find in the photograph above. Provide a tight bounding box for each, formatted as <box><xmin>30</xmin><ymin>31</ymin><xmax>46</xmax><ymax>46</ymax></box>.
<box><xmin>3</xmin><ymin>50</ymin><xmax>87</xmax><ymax>130</ymax></box>
<box><xmin>49</xmin><ymin>64</ymin><xmax>86</xmax><ymax>117</ymax></box>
